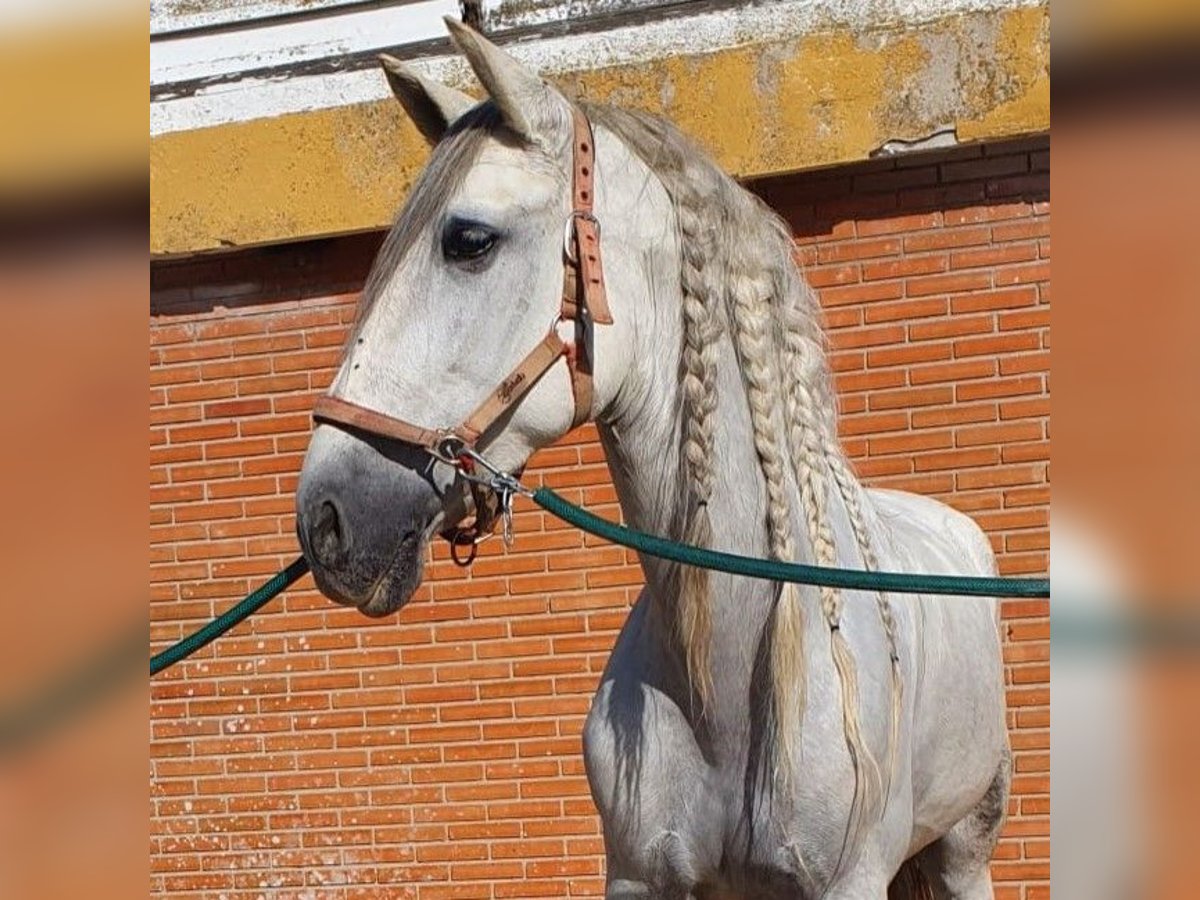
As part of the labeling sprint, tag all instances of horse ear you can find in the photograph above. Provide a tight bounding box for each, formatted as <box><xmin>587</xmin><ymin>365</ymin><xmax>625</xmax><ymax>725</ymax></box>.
<box><xmin>443</xmin><ymin>16</ymin><xmax>568</xmax><ymax>147</ymax></box>
<box><xmin>379</xmin><ymin>54</ymin><xmax>476</xmax><ymax>145</ymax></box>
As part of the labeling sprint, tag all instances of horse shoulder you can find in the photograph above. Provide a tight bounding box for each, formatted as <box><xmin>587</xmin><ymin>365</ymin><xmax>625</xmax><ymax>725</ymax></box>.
<box><xmin>582</xmin><ymin>592</ymin><xmax>724</xmax><ymax>893</ymax></box>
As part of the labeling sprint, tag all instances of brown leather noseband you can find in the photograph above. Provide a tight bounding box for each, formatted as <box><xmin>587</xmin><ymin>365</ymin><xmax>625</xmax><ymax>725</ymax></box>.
<box><xmin>311</xmin><ymin>107</ymin><xmax>613</xmax><ymax>561</ymax></box>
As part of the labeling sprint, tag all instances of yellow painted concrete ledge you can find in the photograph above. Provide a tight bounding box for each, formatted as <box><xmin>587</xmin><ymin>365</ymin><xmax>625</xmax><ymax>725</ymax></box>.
<box><xmin>150</xmin><ymin>4</ymin><xmax>1049</xmax><ymax>256</ymax></box>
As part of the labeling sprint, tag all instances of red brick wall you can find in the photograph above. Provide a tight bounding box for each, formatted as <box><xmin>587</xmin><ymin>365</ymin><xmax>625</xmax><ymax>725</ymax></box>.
<box><xmin>150</xmin><ymin>136</ymin><xmax>1049</xmax><ymax>899</ymax></box>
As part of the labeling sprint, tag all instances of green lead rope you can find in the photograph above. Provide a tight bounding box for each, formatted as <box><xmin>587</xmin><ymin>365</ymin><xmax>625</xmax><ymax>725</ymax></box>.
<box><xmin>149</xmin><ymin>556</ymin><xmax>310</xmax><ymax>676</ymax></box>
<box><xmin>151</xmin><ymin>491</ymin><xmax>1049</xmax><ymax>676</ymax></box>
<box><xmin>531</xmin><ymin>488</ymin><xmax>1050</xmax><ymax>599</ymax></box>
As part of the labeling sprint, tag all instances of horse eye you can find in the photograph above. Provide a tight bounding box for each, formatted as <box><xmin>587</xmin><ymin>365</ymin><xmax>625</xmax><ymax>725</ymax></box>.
<box><xmin>443</xmin><ymin>220</ymin><xmax>497</xmax><ymax>263</ymax></box>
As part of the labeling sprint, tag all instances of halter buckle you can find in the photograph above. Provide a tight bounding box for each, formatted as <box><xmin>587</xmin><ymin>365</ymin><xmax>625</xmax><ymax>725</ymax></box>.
<box><xmin>563</xmin><ymin>210</ymin><xmax>600</xmax><ymax>265</ymax></box>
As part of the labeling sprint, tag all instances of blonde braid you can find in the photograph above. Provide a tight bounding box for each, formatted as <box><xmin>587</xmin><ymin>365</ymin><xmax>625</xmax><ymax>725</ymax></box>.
<box><xmin>824</xmin><ymin>445</ymin><xmax>902</xmax><ymax>805</ymax></box>
<box><xmin>675</xmin><ymin>184</ymin><xmax>724</xmax><ymax>706</ymax></box>
<box><xmin>751</xmin><ymin>204</ymin><xmax>886</xmax><ymax>845</ymax></box>
<box><xmin>726</xmin><ymin>254</ymin><xmax>808</xmax><ymax>778</ymax></box>
<box><xmin>777</xmin><ymin>214</ymin><xmax>899</xmax><ymax>822</ymax></box>
<box><xmin>769</xmin><ymin>302</ymin><xmax>875</xmax><ymax>835</ymax></box>
<box><xmin>776</xmin><ymin>209</ymin><xmax>901</xmax><ymax>812</ymax></box>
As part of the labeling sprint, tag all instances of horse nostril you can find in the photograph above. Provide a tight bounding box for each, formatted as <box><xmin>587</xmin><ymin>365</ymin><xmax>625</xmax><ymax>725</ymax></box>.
<box><xmin>311</xmin><ymin>498</ymin><xmax>347</xmax><ymax>567</ymax></box>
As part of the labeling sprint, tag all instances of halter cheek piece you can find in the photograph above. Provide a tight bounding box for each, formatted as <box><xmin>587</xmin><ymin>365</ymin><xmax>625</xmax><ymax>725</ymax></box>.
<box><xmin>312</xmin><ymin>107</ymin><xmax>613</xmax><ymax>564</ymax></box>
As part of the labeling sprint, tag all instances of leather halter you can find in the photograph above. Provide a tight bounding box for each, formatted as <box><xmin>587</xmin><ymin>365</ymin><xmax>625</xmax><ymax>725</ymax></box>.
<box><xmin>312</xmin><ymin>107</ymin><xmax>613</xmax><ymax>557</ymax></box>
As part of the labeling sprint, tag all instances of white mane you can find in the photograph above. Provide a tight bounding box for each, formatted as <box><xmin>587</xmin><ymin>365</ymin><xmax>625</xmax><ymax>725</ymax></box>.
<box><xmin>587</xmin><ymin>103</ymin><xmax>901</xmax><ymax>821</ymax></box>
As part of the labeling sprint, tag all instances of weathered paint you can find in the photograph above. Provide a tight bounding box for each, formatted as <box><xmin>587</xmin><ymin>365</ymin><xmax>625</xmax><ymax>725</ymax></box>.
<box><xmin>151</xmin><ymin>0</ymin><xmax>371</xmax><ymax>35</ymax></box>
<box><xmin>151</xmin><ymin>0</ymin><xmax>459</xmax><ymax>87</ymax></box>
<box><xmin>151</xmin><ymin>0</ymin><xmax>1037</xmax><ymax>135</ymax></box>
<box><xmin>956</xmin><ymin>6</ymin><xmax>1051</xmax><ymax>142</ymax></box>
<box><xmin>150</xmin><ymin>3</ymin><xmax>1049</xmax><ymax>256</ymax></box>
<box><xmin>151</xmin><ymin>99</ymin><xmax>434</xmax><ymax>253</ymax></box>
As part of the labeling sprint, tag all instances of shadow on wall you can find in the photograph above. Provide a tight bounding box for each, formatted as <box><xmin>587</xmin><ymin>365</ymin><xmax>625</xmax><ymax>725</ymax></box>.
<box><xmin>747</xmin><ymin>136</ymin><xmax>1049</xmax><ymax>246</ymax></box>
<box><xmin>151</xmin><ymin>231</ymin><xmax>385</xmax><ymax>317</ymax></box>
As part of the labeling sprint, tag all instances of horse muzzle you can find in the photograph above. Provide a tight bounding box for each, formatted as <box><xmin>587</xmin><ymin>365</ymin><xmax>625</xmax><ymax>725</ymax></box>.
<box><xmin>296</xmin><ymin>423</ymin><xmax>448</xmax><ymax>616</ymax></box>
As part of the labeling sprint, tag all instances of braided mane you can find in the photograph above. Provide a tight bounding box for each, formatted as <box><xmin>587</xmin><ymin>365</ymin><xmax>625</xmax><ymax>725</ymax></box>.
<box><xmin>363</xmin><ymin>95</ymin><xmax>903</xmax><ymax>835</ymax></box>
<box><xmin>585</xmin><ymin>104</ymin><xmax>903</xmax><ymax>826</ymax></box>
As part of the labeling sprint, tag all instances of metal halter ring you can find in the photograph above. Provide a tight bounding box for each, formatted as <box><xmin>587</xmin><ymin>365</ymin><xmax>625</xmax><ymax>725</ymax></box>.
<box><xmin>431</xmin><ymin>434</ymin><xmax>469</xmax><ymax>467</ymax></box>
<box><xmin>562</xmin><ymin>210</ymin><xmax>600</xmax><ymax>265</ymax></box>
<box><xmin>448</xmin><ymin>528</ymin><xmax>487</xmax><ymax>566</ymax></box>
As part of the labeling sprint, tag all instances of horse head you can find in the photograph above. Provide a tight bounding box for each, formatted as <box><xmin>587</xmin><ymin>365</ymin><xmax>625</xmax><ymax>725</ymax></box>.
<box><xmin>296</xmin><ymin>20</ymin><xmax>667</xmax><ymax>615</ymax></box>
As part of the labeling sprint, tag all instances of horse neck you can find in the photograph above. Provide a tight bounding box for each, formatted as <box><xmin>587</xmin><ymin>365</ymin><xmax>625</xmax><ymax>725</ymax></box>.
<box><xmin>595</xmin><ymin>270</ymin><xmax>800</xmax><ymax>714</ymax></box>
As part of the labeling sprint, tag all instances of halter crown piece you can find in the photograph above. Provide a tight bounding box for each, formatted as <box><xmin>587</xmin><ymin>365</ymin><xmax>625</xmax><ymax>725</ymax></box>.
<box><xmin>312</xmin><ymin>107</ymin><xmax>614</xmax><ymax>564</ymax></box>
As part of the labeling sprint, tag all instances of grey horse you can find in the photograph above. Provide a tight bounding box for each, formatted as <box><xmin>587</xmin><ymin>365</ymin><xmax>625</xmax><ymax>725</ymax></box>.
<box><xmin>296</xmin><ymin>19</ymin><xmax>1010</xmax><ymax>900</ymax></box>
